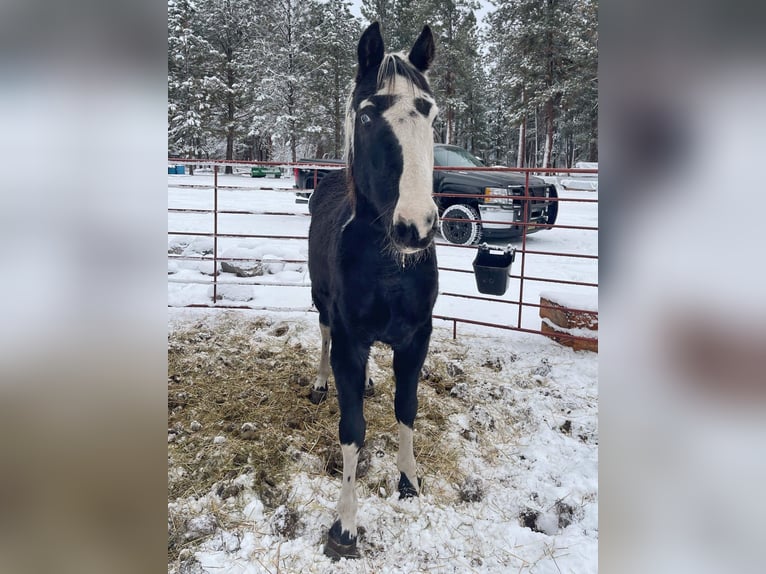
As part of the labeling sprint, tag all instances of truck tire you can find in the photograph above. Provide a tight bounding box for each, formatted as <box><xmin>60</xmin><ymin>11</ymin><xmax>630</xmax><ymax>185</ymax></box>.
<box><xmin>544</xmin><ymin>185</ymin><xmax>559</xmax><ymax>228</ymax></box>
<box><xmin>440</xmin><ymin>204</ymin><xmax>482</xmax><ymax>245</ymax></box>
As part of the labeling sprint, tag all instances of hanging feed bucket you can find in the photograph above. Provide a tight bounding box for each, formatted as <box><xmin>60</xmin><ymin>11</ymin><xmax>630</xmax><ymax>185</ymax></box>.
<box><xmin>472</xmin><ymin>243</ymin><xmax>516</xmax><ymax>296</ymax></box>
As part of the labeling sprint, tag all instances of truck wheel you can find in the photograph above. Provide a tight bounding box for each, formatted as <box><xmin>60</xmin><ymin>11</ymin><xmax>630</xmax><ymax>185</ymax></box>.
<box><xmin>440</xmin><ymin>204</ymin><xmax>482</xmax><ymax>245</ymax></box>
<box><xmin>544</xmin><ymin>185</ymin><xmax>559</xmax><ymax>228</ymax></box>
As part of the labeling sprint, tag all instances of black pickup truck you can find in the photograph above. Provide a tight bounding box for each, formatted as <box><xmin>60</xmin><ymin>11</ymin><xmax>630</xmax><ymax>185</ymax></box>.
<box><xmin>294</xmin><ymin>144</ymin><xmax>558</xmax><ymax>245</ymax></box>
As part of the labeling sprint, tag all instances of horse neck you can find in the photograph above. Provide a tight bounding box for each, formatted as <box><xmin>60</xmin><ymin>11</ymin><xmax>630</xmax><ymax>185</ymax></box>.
<box><xmin>349</xmin><ymin>179</ymin><xmax>434</xmax><ymax>269</ymax></box>
<box><xmin>350</xmin><ymin>181</ymin><xmax>385</xmax><ymax>228</ymax></box>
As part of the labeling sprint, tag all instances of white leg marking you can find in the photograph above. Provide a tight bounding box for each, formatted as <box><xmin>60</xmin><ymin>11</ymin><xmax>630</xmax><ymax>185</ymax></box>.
<box><xmin>337</xmin><ymin>443</ymin><xmax>360</xmax><ymax>538</ymax></box>
<box><xmin>365</xmin><ymin>357</ymin><xmax>373</xmax><ymax>391</ymax></box>
<box><xmin>313</xmin><ymin>323</ymin><xmax>330</xmax><ymax>391</ymax></box>
<box><xmin>397</xmin><ymin>422</ymin><xmax>418</xmax><ymax>493</ymax></box>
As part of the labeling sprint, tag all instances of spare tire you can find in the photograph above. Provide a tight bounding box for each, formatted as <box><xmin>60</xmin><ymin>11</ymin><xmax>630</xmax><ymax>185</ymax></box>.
<box><xmin>440</xmin><ymin>204</ymin><xmax>482</xmax><ymax>245</ymax></box>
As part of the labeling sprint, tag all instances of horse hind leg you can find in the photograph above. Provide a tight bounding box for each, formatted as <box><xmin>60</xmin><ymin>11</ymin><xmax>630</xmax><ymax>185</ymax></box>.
<box><xmin>397</xmin><ymin>422</ymin><xmax>419</xmax><ymax>499</ymax></box>
<box><xmin>310</xmin><ymin>322</ymin><xmax>331</xmax><ymax>404</ymax></box>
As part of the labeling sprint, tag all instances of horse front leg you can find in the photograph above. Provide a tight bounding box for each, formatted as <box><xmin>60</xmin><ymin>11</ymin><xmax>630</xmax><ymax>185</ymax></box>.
<box><xmin>311</xmin><ymin>323</ymin><xmax>372</xmax><ymax>403</ymax></box>
<box><xmin>364</xmin><ymin>353</ymin><xmax>375</xmax><ymax>398</ymax></box>
<box><xmin>310</xmin><ymin>322</ymin><xmax>331</xmax><ymax>404</ymax></box>
<box><xmin>324</xmin><ymin>328</ymin><xmax>369</xmax><ymax>560</ymax></box>
<box><xmin>393</xmin><ymin>323</ymin><xmax>432</xmax><ymax>499</ymax></box>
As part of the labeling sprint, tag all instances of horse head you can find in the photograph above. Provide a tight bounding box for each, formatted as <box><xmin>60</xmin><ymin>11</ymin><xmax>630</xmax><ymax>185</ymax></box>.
<box><xmin>346</xmin><ymin>22</ymin><xmax>439</xmax><ymax>254</ymax></box>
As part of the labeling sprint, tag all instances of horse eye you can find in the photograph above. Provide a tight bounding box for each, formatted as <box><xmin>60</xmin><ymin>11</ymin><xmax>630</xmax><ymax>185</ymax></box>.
<box><xmin>360</xmin><ymin>114</ymin><xmax>371</xmax><ymax>125</ymax></box>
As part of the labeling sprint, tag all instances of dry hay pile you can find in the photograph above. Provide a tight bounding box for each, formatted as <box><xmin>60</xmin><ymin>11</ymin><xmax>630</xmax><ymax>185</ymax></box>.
<box><xmin>168</xmin><ymin>313</ymin><xmax>475</xmax><ymax>561</ymax></box>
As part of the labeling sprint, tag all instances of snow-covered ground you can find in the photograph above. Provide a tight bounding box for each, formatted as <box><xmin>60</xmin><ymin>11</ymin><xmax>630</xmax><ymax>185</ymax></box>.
<box><xmin>168</xmin><ymin>172</ymin><xmax>598</xmax><ymax>573</ymax></box>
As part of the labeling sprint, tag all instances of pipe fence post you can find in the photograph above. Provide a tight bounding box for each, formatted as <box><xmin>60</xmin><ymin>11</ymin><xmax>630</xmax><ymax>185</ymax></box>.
<box><xmin>213</xmin><ymin>165</ymin><xmax>219</xmax><ymax>303</ymax></box>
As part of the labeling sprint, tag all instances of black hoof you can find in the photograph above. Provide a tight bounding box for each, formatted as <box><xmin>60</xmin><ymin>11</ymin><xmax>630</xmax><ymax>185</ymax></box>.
<box><xmin>398</xmin><ymin>472</ymin><xmax>420</xmax><ymax>499</ymax></box>
<box><xmin>309</xmin><ymin>387</ymin><xmax>327</xmax><ymax>404</ymax></box>
<box><xmin>364</xmin><ymin>379</ymin><xmax>375</xmax><ymax>398</ymax></box>
<box><xmin>324</xmin><ymin>520</ymin><xmax>359</xmax><ymax>561</ymax></box>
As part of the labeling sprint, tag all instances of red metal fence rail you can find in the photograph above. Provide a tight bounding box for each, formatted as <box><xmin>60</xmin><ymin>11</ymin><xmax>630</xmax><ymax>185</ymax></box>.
<box><xmin>168</xmin><ymin>159</ymin><xmax>598</xmax><ymax>346</ymax></box>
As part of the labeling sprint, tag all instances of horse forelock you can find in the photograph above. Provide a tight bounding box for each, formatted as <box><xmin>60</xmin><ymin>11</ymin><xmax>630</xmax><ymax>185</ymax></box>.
<box><xmin>376</xmin><ymin>52</ymin><xmax>432</xmax><ymax>95</ymax></box>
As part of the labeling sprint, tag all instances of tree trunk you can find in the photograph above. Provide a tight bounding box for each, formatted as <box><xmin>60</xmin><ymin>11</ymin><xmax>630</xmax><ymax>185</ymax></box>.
<box><xmin>225</xmin><ymin>49</ymin><xmax>235</xmax><ymax>175</ymax></box>
<box><xmin>333</xmin><ymin>54</ymin><xmax>341</xmax><ymax>158</ymax></box>
<box><xmin>542</xmin><ymin>99</ymin><xmax>554</xmax><ymax>168</ymax></box>
<box><xmin>225</xmin><ymin>124</ymin><xmax>234</xmax><ymax>174</ymax></box>
<box><xmin>287</xmin><ymin>76</ymin><xmax>297</xmax><ymax>161</ymax></box>
<box><xmin>534</xmin><ymin>109</ymin><xmax>538</xmax><ymax>167</ymax></box>
<box><xmin>516</xmin><ymin>86</ymin><xmax>526</xmax><ymax>168</ymax></box>
<box><xmin>588</xmin><ymin>112</ymin><xmax>598</xmax><ymax>162</ymax></box>
<box><xmin>286</xmin><ymin>7</ymin><xmax>297</xmax><ymax>163</ymax></box>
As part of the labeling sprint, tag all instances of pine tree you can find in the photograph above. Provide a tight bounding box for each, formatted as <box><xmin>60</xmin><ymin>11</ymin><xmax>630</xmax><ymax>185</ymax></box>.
<box><xmin>168</xmin><ymin>0</ymin><xmax>212</xmax><ymax>161</ymax></box>
<box><xmin>427</xmin><ymin>0</ymin><xmax>481</xmax><ymax>146</ymax></box>
<box><xmin>487</xmin><ymin>0</ymin><xmax>597</xmax><ymax>167</ymax></box>
<box><xmin>250</xmin><ymin>0</ymin><xmax>326</xmax><ymax>162</ymax></box>
<box><xmin>305</xmin><ymin>0</ymin><xmax>361</xmax><ymax>159</ymax></box>
<box><xmin>195</xmin><ymin>0</ymin><xmax>259</xmax><ymax>172</ymax></box>
<box><xmin>361</xmin><ymin>0</ymin><xmax>486</xmax><ymax>150</ymax></box>
<box><xmin>167</xmin><ymin>0</ymin><xmax>597</xmax><ymax>167</ymax></box>
<box><xmin>559</xmin><ymin>0</ymin><xmax>598</xmax><ymax>164</ymax></box>
<box><xmin>361</xmin><ymin>0</ymin><xmax>426</xmax><ymax>51</ymax></box>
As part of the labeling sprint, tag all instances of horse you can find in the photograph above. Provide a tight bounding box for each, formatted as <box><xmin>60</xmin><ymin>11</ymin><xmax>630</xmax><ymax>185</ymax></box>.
<box><xmin>307</xmin><ymin>22</ymin><xmax>439</xmax><ymax>560</ymax></box>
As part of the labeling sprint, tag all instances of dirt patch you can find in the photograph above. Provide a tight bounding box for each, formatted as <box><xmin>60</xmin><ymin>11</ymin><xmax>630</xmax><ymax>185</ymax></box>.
<box><xmin>520</xmin><ymin>508</ymin><xmax>541</xmax><ymax>531</ymax></box>
<box><xmin>458</xmin><ymin>475</ymin><xmax>485</xmax><ymax>503</ymax></box>
<box><xmin>270</xmin><ymin>504</ymin><xmax>302</xmax><ymax>539</ymax></box>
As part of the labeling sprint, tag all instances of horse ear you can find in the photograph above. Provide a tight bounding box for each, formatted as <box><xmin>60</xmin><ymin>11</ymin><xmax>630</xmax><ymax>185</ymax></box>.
<box><xmin>357</xmin><ymin>22</ymin><xmax>385</xmax><ymax>79</ymax></box>
<box><xmin>408</xmin><ymin>25</ymin><xmax>435</xmax><ymax>72</ymax></box>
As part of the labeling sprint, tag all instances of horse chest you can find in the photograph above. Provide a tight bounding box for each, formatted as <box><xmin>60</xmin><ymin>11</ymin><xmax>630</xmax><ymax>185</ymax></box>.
<box><xmin>338</xmin><ymin>250</ymin><xmax>436</xmax><ymax>344</ymax></box>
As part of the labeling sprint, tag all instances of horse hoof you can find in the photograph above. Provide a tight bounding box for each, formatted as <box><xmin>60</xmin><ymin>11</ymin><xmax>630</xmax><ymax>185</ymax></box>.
<box><xmin>309</xmin><ymin>387</ymin><xmax>328</xmax><ymax>404</ymax></box>
<box><xmin>364</xmin><ymin>379</ymin><xmax>375</xmax><ymax>398</ymax></box>
<box><xmin>324</xmin><ymin>520</ymin><xmax>360</xmax><ymax>561</ymax></box>
<box><xmin>398</xmin><ymin>472</ymin><xmax>420</xmax><ymax>499</ymax></box>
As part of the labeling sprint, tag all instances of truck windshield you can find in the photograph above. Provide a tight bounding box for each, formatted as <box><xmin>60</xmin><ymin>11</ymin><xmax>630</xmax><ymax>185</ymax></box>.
<box><xmin>434</xmin><ymin>146</ymin><xmax>485</xmax><ymax>168</ymax></box>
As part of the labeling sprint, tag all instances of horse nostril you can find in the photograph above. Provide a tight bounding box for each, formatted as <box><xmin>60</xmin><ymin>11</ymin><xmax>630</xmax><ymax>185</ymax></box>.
<box><xmin>392</xmin><ymin>217</ymin><xmax>437</xmax><ymax>252</ymax></box>
<box><xmin>393</xmin><ymin>221</ymin><xmax>416</xmax><ymax>245</ymax></box>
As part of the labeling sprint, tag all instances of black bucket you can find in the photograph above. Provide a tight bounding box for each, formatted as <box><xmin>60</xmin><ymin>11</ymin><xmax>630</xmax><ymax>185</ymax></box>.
<box><xmin>472</xmin><ymin>243</ymin><xmax>516</xmax><ymax>296</ymax></box>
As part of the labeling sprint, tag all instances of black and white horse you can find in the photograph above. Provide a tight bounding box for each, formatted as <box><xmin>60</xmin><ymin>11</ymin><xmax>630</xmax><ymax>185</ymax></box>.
<box><xmin>307</xmin><ymin>22</ymin><xmax>439</xmax><ymax>560</ymax></box>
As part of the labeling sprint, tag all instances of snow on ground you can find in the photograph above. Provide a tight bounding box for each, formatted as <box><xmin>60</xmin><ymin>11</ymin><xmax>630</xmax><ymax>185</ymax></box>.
<box><xmin>168</xmin><ymin>172</ymin><xmax>598</xmax><ymax>573</ymax></box>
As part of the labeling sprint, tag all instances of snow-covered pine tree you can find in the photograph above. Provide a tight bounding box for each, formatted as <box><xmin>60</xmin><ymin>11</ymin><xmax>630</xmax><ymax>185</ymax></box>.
<box><xmin>194</xmin><ymin>0</ymin><xmax>259</xmax><ymax>172</ymax></box>
<box><xmin>168</xmin><ymin>0</ymin><xmax>213</xmax><ymax>163</ymax></box>
<box><xmin>427</xmin><ymin>0</ymin><xmax>481</xmax><ymax>147</ymax></box>
<box><xmin>361</xmin><ymin>0</ymin><xmax>426</xmax><ymax>52</ymax></box>
<box><xmin>559</xmin><ymin>0</ymin><xmax>598</xmax><ymax>164</ymax></box>
<box><xmin>441</xmin><ymin>6</ymin><xmax>488</xmax><ymax>156</ymax></box>
<box><xmin>361</xmin><ymin>0</ymin><xmax>486</xmax><ymax>151</ymax></box>
<box><xmin>487</xmin><ymin>0</ymin><xmax>597</xmax><ymax>167</ymax></box>
<box><xmin>250</xmin><ymin>0</ymin><xmax>325</xmax><ymax>162</ymax></box>
<box><xmin>304</xmin><ymin>0</ymin><xmax>361</xmax><ymax>159</ymax></box>
<box><xmin>166</xmin><ymin>0</ymin><xmax>596</xmax><ymax>167</ymax></box>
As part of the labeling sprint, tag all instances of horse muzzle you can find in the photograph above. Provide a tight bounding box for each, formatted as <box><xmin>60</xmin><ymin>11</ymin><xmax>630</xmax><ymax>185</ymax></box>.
<box><xmin>391</xmin><ymin>212</ymin><xmax>438</xmax><ymax>253</ymax></box>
